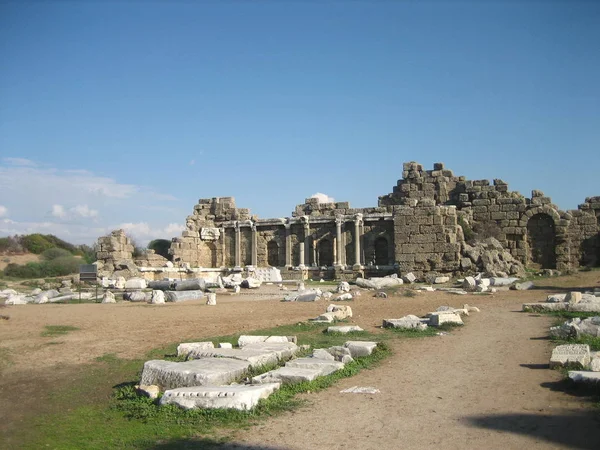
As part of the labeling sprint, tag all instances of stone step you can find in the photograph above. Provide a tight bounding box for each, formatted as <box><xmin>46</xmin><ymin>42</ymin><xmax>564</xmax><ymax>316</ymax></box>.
<box><xmin>285</xmin><ymin>357</ymin><xmax>345</xmax><ymax>376</ymax></box>
<box><xmin>140</xmin><ymin>359</ymin><xmax>251</xmax><ymax>390</ymax></box>
<box><xmin>160</xmin><ymin>383</ymin><xmax>281</xmax><ymax>410</ymax></box>
<box><xmin>187</xmin><ymin>342</ymin><xmax>298</xmax><ymax>368</ymax></box>
<box><xmin>252</xmin><ymin>367</ymin><xmax>323</xmax><ymax>385</ymax></box>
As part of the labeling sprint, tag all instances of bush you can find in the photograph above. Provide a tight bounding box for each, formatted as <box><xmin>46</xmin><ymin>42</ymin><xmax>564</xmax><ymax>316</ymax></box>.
<box><xmin>0</xmin><ymin>236</ymin><xmax>23</xmax><ymax>253</ymax></box>
<box><xmin>3</xmin><ymin>256</ymin><xmax>81</xmax><ymax>278</ymax></box>
<box><xmin>19</xmin><ymin>234</ymin><xmax>54</xmax><ymax>254</ymax></box>
<box><xmin>41</xmin><ymin>248</ymin><xmax>73</xmax><ymax>261</ymax></box>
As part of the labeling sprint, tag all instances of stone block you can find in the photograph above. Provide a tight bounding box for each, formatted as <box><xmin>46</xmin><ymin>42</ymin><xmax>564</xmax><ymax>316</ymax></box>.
<box><xmin>188</xmin><ymin>342</ymin><xmax>298</xmax><ymax>368</ymax></box>
<box><xmin>383</xmin><ymin>315</ymin><xmax>427</xmax><ymax>330</ymax></box>
<box><xmin>344</xmin><ymin>341</ymin><xmax>378</xmax><ymax>358</ymax></box>
<box><xmin>124</xmin><ymin>278</ymin><xmax>147</xmax><ymax>289</ymax></box>
<box><xmin>568</xmin><ymin>371</ymin><xmax>600</xmax><ymax>384</ymax></box>
<box><xmin>327</xmin><ymin>325</ymin><xmax>364</xmax><ymax>334</ymax></box>
<box><xmin>140</xmin><ymin>359</ymin><xmax>251</xmax><ymax>390</ymax></box>
<box><xmin>429</xmin><ymin>312</ymin><xmax>463</xmax><ymax>326</ymax></box>
<box><xmin>549</xmin><ymin>344</ymin><xmax>590</xmax><ymax>369</ymax></box>
<box><xmin>177</xmin><ymin>341</ymin><xmax>215</xmax><ymax>358</ymax></box>
<box><xmin>252</xmin><ymin>367</ymin><xmax>322</xmax><ymax>385</ymax></box>
<box><xmin>165</xmin><ymin>290</ymin><xmax>204</xmax><ymax>302</ymax></box>
<box><xmin>566</xmin><ymin>292</ymin><xmax>582</xmax><ymax>304</ymax></box>
<box><xmin>160</xmin><ymin>383</ymin><xmax>280</xmax><ymax>410</ymax></box>
<box><xmin>285</xmin><ymin>357</ymin><xmax>345</xmax><ymax>376</ymax></box>
<box><xmin>237</xmin><ymin>335</ymin><xmax>296</xmax><ymax>347</ymax></box>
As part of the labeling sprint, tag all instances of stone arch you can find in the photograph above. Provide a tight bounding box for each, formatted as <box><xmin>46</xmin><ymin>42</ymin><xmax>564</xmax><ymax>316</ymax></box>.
<box><xmin>374</xmin><ymin>236</ymin><xmax>389</xmax><ymax>265</ymax></box>
<box><xmin>317</xmin><ymin>238</ymin><xmax>334</xmax><ymax>267</ymax></box>
<box><xmin>267</xmin><ymin>240</ymin><xmax>279</xmax><ymax>267</ymax></box>
<box><xmin>526</xmin><ymin>213</ymin><xmax>557</xmax><ymax>269</ymax></box>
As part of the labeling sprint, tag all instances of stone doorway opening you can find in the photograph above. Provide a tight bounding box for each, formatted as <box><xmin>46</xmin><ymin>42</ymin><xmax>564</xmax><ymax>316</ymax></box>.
<box><xmin>526</xmin><ymin>213</ymin><xmax>557</xmax><ymax>269</ymax></box>
<box><xmin>317</xmin><ymin>239</ymin><xmax>334</xmax><ymax>267</ymax></box>
<box><xmin>374</xmin><ymin>236</ymin><xmax>389</xmax><ymax>265</ymax></box>
<box><xmin>267</xmin><ymin>241</ymin><xmax>279</xmax><ymax>267</ymax></box>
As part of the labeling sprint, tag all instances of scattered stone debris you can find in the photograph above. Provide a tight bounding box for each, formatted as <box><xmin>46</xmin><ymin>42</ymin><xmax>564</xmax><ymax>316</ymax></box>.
<box><xmin>383</xmin><ymin>315</ymin><xmax>427</xmax><ymax>331</ymax></box>
<box><xmin>549</xmin><ymin>344</ymin><xmax>591</xmax><ymax>369</ymax></box>
<box><xmin>523</xmin><ymin>291</ymin><xmax>600</xmax><ymax>313</ymax></box>
<box><xmin>327</xmin><ymin>325</ymin><xmax>364</xmax><ymax>334</ymax></box>
<box><xmin>310</xmin><ymin>304</ymin><xmax>353</xmax><ymax>323</ymax></box>
<box><xmin>355</xmin><ymin>275</ymin><xmax>403</xmax><ymax>290</ymax></box>
<box><xmin>340</xmin><ymin>386</ymin><xmax>380</xmax><ymax>394</ymax></box>
<box><xmin>512</xmin><ymin>280</ymin><xmax>534</xmax><ymax>291</ymax></box>
<box><xmin>375</xmin><ymin>292</ymin><xmax>388</xmax><ymax>298</ymax></box>
<box><xmin>550</xmin><ymin>316</ymin><xmax>600</xmax><ymax>340</ymax></box>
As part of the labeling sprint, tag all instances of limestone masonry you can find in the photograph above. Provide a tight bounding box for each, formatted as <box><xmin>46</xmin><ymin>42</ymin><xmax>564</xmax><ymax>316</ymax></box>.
<box><xmin>98</xmin><ymin>162</ymin><xmax>600</xmax><ymax>280</ymax></box>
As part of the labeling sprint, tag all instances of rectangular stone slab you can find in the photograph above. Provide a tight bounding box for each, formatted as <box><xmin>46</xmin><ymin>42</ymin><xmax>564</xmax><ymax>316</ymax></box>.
<box><xmin>252</xmin><ymin>367</ymin><xmax>323</xmax><ymax>385</ymax></box>
<box><xmin>188</xmin><ymin>342</ymin><xmax>298</xmax><ymax>368</ymax></box>
<box><xmin>140</xmin><ymin>359</ymin><xmax>251</xmax><ymax>390</ymax></box>
<box><xmin>285</xmin><ymin>357</ymin><xmax>345</xmax><ymax>376</ymax></box>
<box><xmin>160</xmin><ymin>383</ymin><xmax>280</xmax><ymax>410</ymax></box>
<box><xmin>568</xmin><ymin>371</ymin><xmax>600</xmax><ymax>384</ymax></box>
<box><xmin>344</xmin><ymin>341</ymin><xmax>378</xmax><ymax>358</ymax></box>
<box><xmin>549</xmin><ymin>344</ymin><xmax>590</xmax><ymax>369</ymax></box>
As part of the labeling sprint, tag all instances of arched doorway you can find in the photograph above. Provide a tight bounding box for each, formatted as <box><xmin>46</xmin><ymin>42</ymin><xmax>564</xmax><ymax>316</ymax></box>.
<box><xmin>527</xmin><ymin>213</ymin><xmax>556</xmax><ymax>269</ymax></box>
<box><xmin>267</xmin><ymin>241</ymin><xmax>279</xmax><ymax>267</ymax></box>
<box><xmin>374</xmin><ymin>236</ymin><xmax>389</xmax><ymax>265</ymax></box>
<box><xmin>317</xmin><ymin>239</ymin><xmax>334</xmax><ymax>267</ymax></box>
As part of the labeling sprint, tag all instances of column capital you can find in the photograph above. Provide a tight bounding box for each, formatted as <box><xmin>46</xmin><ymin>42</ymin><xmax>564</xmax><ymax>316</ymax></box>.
<box><xmin>335</xmin><ymin>215</ymin><xmax>344</xmax><ymax>226</ymax></box>
<box><xmin>354</xmin><ymin>213</ymin><xmax>363</xmax><ymax>223</ymax></box>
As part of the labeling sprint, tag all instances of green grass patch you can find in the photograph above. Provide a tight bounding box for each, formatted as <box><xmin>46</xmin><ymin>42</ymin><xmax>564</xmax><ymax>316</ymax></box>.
<box><xmin>387</xmin><ymin>327</ymin><xmax>439</xmax><ymax>337</ymax></box>
<box><xmin>538</xmin><ymin>310</ymin><xmax>599</xmax><ymax>321</ymax></box>
<box><xmin>40</xmin><ymin>325</ymin><xmax>80</xmax><ymax>337</ymax></box>
<box><xmin>552</xmin><ymin>334</ymin><xmax>600</xmax><ymax>352</ymax></box>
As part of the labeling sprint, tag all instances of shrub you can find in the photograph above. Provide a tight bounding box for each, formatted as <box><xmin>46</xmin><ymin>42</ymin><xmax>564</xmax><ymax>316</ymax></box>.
<box><xmin>3</xmin><ymin>256</ymin><xmax>80</xmax><ymax>278</ymax></box>
<box><xmin>41</xmin><ymin>248</ymin><xmax>73</xmax><ymax>261</ymax></box>
<box><xmin>19</xmin><ymin>234</ymin><xmax>54</xmax><ymax>254</ymax></box>
<box><xmin>148</xmin><ymin>239</ymin><xmax>172</xmax><ymax>260</ymax></box>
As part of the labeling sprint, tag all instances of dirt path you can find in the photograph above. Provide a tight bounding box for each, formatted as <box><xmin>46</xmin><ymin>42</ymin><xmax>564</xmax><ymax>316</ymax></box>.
<box><xmin>227</xmin><ymin>299</ymin><xmax>600</xmax><ymax>450</ymax></box>
<box><xmin>2</xmin><ymin>273</ymin><xmax>600</xmax><ymax>449</ymax></box>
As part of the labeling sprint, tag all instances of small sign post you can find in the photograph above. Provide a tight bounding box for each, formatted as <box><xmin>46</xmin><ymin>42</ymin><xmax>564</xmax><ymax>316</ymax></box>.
<box><xmin>79</xmin><ymin>264</ymin><xmax>98</xmax><ymax>302</ymax></box>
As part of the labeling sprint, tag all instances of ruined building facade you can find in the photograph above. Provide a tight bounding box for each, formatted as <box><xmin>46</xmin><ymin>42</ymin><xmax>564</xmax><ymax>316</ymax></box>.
<box><xmin>169</xmin><ymin>162</ymin><xmax>600</xmax><ymax>279</ymax></box>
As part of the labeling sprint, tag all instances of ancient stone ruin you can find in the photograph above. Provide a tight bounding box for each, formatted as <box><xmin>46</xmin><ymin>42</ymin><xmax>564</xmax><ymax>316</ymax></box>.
<box><xmin>95</xmin><ymin>161</ymin><xmax>599</xmax><ymax>281</ymax></box>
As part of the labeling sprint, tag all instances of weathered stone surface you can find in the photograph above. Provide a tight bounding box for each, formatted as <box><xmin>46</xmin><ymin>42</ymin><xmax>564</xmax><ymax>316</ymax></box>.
<box><xmin>150</xmin><ymin>290</ymin><xmax>165</xmax><ymax>304</ymax></box>
<box><xmin>383</xmin><ymin>315</ymin><xmax>427</xmax><ymax>330</ymax></box>
<box><xmin>512</xmin><ymin>281</ymin><xmax>534</xmax><ymax>291</ymax></box>
<box><xmin>5</xmin><ymin>295</ymin><xmax>28</xmax><ymax>305</ymax></box>
<box><xmin>175</xmin><ymin>279</ymin><xmax>206</xmax><ymax>291</ymax></box>
<box><xmin>356</xmin><ymin>277</ymin><xmax>403</xmax><ymax>289</ymax></box>
<box><xmin>0</xmin><ymin>289</ymin><xmax>18</xmax><ymax>298</ymax></box>
<box><xmin>237</xmin><ymin>335</ymin><xmax>296</xmax><ymax>347</ymax></box>
<box><xmin>490</xmin><ymin>277</ymin><xmax>519</xmax><ymax>286</ymax></box>
<box><xmin>344</xmin><ymin>341</ymin><xmax>378</xmax><ymax>358</ymax></box>
<box><xmin>433</xmin><ymin>276</ymin><xmax>450</xmax><ymax>284</ymax></box>
<box><xmin>124</xmin><ymin>278</ymin><xmax>147</xmax><ymax>290</ymax></box>
<box><xmin>549</xmin><ymin>344</ymin><xmax>590</xmax><ymax>369</ymax></box>
<box><xmin>547</xmin><ymin>293</ymin><xmax>567</xmax><ymax>303</ymax></box>
<box><xmin>568</xmin><ymin>371</ymin><xmax>600</xmax><ymax>384</ymax></box>
<box><xmin>326</xmin><ymin>304</ymin><xmax>353</xmax><ymax>318</ymax></box>
<box><xmin>148</xmin><ymin>280</ymin><xmax>173</xmax><ymax>290</ymax></box>
<box><xmin>312</xmin><ymin>348</ymin><xmax>335</xmax><ymax>360</ymax></box>
<box><xmin>570</xmin><ymin>303</ymin><xmax>600</xmax><ymax>313</ymax></box>
<box><xmin>327</xmin><ymin>325</ymin><xmax>364</xmax><ymax>334</ymax></box>
<box><xmin>177</xmin><ymin>342</ymin><xmax>215</xmax><ymax>358</ymax></box>
<box><xmin>590</xmin><ymin>354</ymin><xmax>600</xmax><ymax>372</ymax></box>
<box><xmin>188</xmin><ymin>342</ymin><xmax>298</xmax><ymax>368</ymax></box>
<box><xmin>252</xmin><ymin>367</ymin><xmax>322</xmax><ymax>385</ymax></box>
<box><xmin>140</xmin><ymin>359</ymin><xmax>251</xmax><ymax>390</ymax></box>
<box><xmin>160</xmin><ymin>383</ymin><xmax>280</xmax><ymax>410</ymax></box>
<box><xmin>522</xmin><ymin>302</ymin><xmax>568</xmax><ymax>312</ymax></box>
<box><xmin>241</xmin><ymin>277</ymin><xmax>262</xmax><ymax>289</ymax></box>
<box><xmin>164</xmin><ymin>290</ymin><xmax>204</xmax><ymax>302</ymax></box>
<box><xmin>429</xmin><ymin>311</ymin><xmax>464</xmax><ymax>326</ymax></box>
<box><xmin>285</xmin><ymin>357</ymin><xmax>345</xmax><ymax>375</ymax></box>
<box><xmin>296</xmin><ymin>290</ymin><xmax>321</xmax><ymax>302</ymax></box>
<box><xmin>335</xmin><ymin>293</ymin><xmax>353</xmax><ymax>301</ymax></box>
<box><xmin>337</xmin><ymin>281</ymin><xmax>350</xmax><ymax>293</ymax></box>
<box><xmin>462</xmin><ymin>276</ymin><xmax>476</xmax><ymax>290</ymax></box>
<box><xmin>566</xmin><ymin>291</ymin><xmax>582</xmax><ymax>304</ymax></box>
<box><xmin>206</xmin><ymin>293</ymin><xmax>217</xmax><ymax>305</ymax></box>
<box><xmin>136</xmin><ymin>384</ymin><xmax>160</xmax><ymax>399</ymax></box>
<box><xmin>200</xmin><ymin>227</ymin><xmax>221</xmax><ymax>241</ymax></box>
<box><xmin>219</xmin><ymin>343</ymin><xmax>233</xmax><ymax>349</ymax></box>
<box><xmin>102</xmin><ymin>291</ymin><xmax>116</xmax><ymax>304</ymax></box>
<box><xmin>126</xmin><ymin>291</ymin><xmax>150</xmax><ymax>302</ymax></box>
<box><xmin>402</xmin><ymin>272</ymin><xmax>416</xmax><ymax>283</ymax></box>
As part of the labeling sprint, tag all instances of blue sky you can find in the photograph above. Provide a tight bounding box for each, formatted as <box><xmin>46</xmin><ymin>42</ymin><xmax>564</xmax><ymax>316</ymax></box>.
<box><xmin>1</xmin><ymin>0</ymin><xmax>598</xmax><ymax>245</ymax></box>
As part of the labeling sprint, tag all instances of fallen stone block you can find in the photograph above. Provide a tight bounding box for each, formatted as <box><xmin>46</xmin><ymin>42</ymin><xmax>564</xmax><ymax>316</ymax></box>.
<box><xmin>326</xmin><ymin>304</ymin><xmax>352</xmax><ymax>318</ymax></box>
<box><xmin>402</xmin><ymin>272</ymin><xmax>416</xmax><ymax>284</ymax></box>
<box><xmin>241</xmin><ymin>277</ymin><xmax>262</xmax><ymax>289</ymax></box>
<box><xmin>327</xmin><ymin>325</ymin><xmax>364</xmax><ymax>334</ymax></box>
<box><xmin>188</xmin><ymin>342</ymin><xmax>298</xmax><ymax>368</ymax></box>
<box><xmin>126</xmin><ymin>291</ymin><xmax>150</xmax><ymax>302</ymax></box>
<box><xmin>312</xmin><ymin>348</ymin><xmax>335</xmax><ymax>360</ymax></box>
<box><xmin>175</xmin><ymin>279</ymin><xmax>206</xmax><ymax>291</ymax></box>
<box><xmin>512</xmin><ymin>281</ymin><xmax>534</xmax><ymax>291</ymax></box>
<box><xmin>297</xmin><ymin>290</ymin><xmax>322</xmax><ymax>302</ymax></box>
<box><xmin>433</xmin><ymin>276</ymin><xmax>450</xmax><ymax>284</ymax></box>
<box><xmin>252</xmin><ymin>367</ymin><xmax>322</xmax><ymax>385</ymax></box>
<box><xmin>590</xmin><ymin>354</ymin><xmax>600</xmax><ymax>372</ymax></box>
<box><xmin>125</xmin><ymin>278</ymin><xmax>147</xmax><ymax>290</ymax></box>
<box><xmin>140</xmin><ymin>359</ymin><xmax>251</xmax><ymax>390</ymax></box>
<box><xmin>383</xmin><ymin>315</ymin><xmax>427</xmax><ymax>330</ymax></box>
<box><xmin>566</xmin><ymin>292</ymin><xmax>582</xmax><ymax>304</ymax></box>
<box><xmin>340</xmin><ymin>386</ymin><xmax>380</xmax><ymax>394</ymax></box>
<box><xmin>150</xmin><ymin>290</ymin><xmax>165</xmax><ymax>304</ymax></box>
<box><xmin>549</xmin><ymin>344</ymin><xmax>590</xmax><ymax>369</ymax></box>
<box><xmin>238</xmin><ymin>335</ymin><xmax>296</xmax><ymax>347</ymax></box>
<box><xmin>568</xmin><ymin>371</ymin><xmax>600</xmax><ymax>384</ymax></box>
<box><xmin>325</xmin><ymin>346</ymin><xmax>354</xmax><ymax>363</ymax></box>
<box><xmin>335</xmin><ymin>293</ymin><xmax>353</xmax><ymax>301</ymax></box>
<box><xmin>570</xmin><ymin>303</ymin><xmax>600</xmax><ymax>313</ymax></box>
<box><xmin>164</xmin><ymin>290</ymin><xmax>204</xmax><ymax>302</ymax></box>
<box><xmin>522</xmin><ymin>302</ymin><xmax>567</xmax><ymax>312</ymax></box>
<box><xmin>160</xmin><ymin>383</ymin><xmax>280</xmax><ymax>410</ymax></box>
<box><xmin>489</xmin><ymin>277</ymin><xmax>519</xmax><ymax>286</ymax></box>
<box><xmin>136</xmin><ymin>384</ymin><xmax>160</xmax><ymax>399</ymax></box>
<box><xmin>102</xmin><ymin>291</ymin><xmax>116</xmax><ymax>304</ymax></box>
<box><xmin>376</xmin><ymin>291</ymin><xmax>388</xmax><ymax>298</ymax></box>
<box><xmin>285</xmin><ymin>357</ymin><xmax>345</xmax><ymax>376</ymax></box>
<box><xmin>253</xmin><ymin>267</ymin><xmax>282</xmax><ymax>283</ymax></box>
<box><xmin>429</xmin><ymin>312</ymin><xmax>463</xmax><ymax>327</ymax></box>
<box><xmin>177</xmin><ymin>342</ymin><xmax>215</xmax><ymax>358</ymax></box>
<box><xmin>148</xmin><ymin>280</ymin><xmax>173</xmax><ymax>290</ymax></box>
<box><xmin>4</xmin><ymin>295</ymin><xmax>28</xmax><ymax>305</ymax></box>
<box><xmin>464</xmin><ymin>304</ymin><xmax>480</xmax><ymax>313</ymax></box>
<box><xmin>344</xmin><ymin>341</ymin><xmax>378</xmax><ymax>358</ymax></box>
<box><xmin>337</xmin><ymin>281</ymin><xmax>350</xmax><ymax>293</ymax></box>
<box><xmin>355</xmin><ymin>277</ymin><xmax>403</xmax><ymax>290</ymax></box>
<box><xmin>547</xmin><ymin>293</ymin><xmax>567</xmax><ymax>303</ymax></box>
<box><xmin>219</xmin><ymin>343</ymin><xmax>233</xmax><ymax>349</ymax></box>
<box><xmin>206</xmin><ymin>293</ymin><xmax>217</xmax><ymax>305</ymax></box>
<box><xmin>310</xmin><ymin>312</ymin><xmax>336</xmax><ymax>323</ymax></box>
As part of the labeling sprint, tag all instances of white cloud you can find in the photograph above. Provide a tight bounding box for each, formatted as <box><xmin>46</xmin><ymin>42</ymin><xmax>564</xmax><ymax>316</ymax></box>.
<box><xmin>118</xmin><ymin>222</ymin><xmax>184</xmax><ymax>246</ymax></box>
<box><xmin>71</xmin><ymin>204</ymin><xmax>99</xmax><ymax>218</ymax></box>
<box><xmin>310</xmin><ymin>192</ymin><xmax>335</xmax><ymax>203</ymax></box>
<box><xmin>0</xmin><ymin>159</ymin><xmax>183</xmax><ymax>245</ymax></box>
<box><xmin>3</xmin><ymin>157</ymin><xmax>37</xmax><ymax>167</ymax></box>
<box><xmin>52</xmin><ymin>204</ymin><xmax>67</xmax><ymax>218</ymax></box>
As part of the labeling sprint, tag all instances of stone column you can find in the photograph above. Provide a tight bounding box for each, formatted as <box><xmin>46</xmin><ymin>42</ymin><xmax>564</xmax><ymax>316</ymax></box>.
<box><xmin>234</xmin><ymin>221</ymin><xmax>241</xmax><ymax>269</ymax></box>
<box><xmin>251</xmin><ymin>222</ymin><xmax>257</xmax><ymax>267</ymax></box>
<box><xmin>335</xmin><ymin>215</ymin><xmax>343</xmax><ymax>267</ymax></box>
<box><xmin>284</xmin><ymin>222</ymin><xmax>291</xmax><ymax>268</ymax></box>
<box><xmin>299</xmin><ymin>242</ymin><xmax>305</xmax><ymax>268</ymax></box>
<box><xmin>220</xmin><ymin>227</ymin><xmax>226</xmax><ymax>267</ymax></box>
<box><xmin>333</xmin><ymin>237</ymin><xmax>337</xmax><ymax>267</ymax></box>
<box><xmin>353</xmin><ymin>213</ymin><xmax>363</xmax><ymax>269</ymax></box>
<box><xmin>302</xmin><ymin>216</ymin><xmax>310</xmax><ymax>267</ymax></box>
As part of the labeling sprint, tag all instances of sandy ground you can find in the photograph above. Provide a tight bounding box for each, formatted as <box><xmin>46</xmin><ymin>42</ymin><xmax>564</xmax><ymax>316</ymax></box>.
<box><xmin>1</xmin><ymin>272</ymin><xmax>600</xmax><ymax>449</ymax></box>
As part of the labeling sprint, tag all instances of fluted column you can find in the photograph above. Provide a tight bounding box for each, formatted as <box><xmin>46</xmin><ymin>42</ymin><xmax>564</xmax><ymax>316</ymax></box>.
<box><xmin>301</xmin><ymin>216</ymin><xmax>310</xmax><ymax>267</ymax></box>
<box><xmin>335</xmin><ymin>215</ymin><xmax>343</xmax><ymax>267</ymax></box>
<box><xmin>299</xmin><ymin>242</ymin><xmax>305</xmax><ymax>268</ymax></box>
<box><xmin>284</xmin><ymin>222</ymin><xmax>291</xmax><ymax>267</ymax></box>
<box><xmin>234</xmin><ymin>221</ymin><xmax>241</xmax><ymax>269</ymax></box>
<box><xmin>251</xmin><ymin>222</ymin><xmax>257</xmax><ymax>266</ymax></box>
<box><xmin>353</xmin><ymin>213</ymin><xmax>363</xmax><ymax>269</ymax></box>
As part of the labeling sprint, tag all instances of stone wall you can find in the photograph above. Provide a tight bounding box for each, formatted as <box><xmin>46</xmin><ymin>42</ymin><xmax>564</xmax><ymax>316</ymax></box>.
<box><xmin>165</xmin><ymin>162</ymin><xmax>599</xmax><ymax>277</ymax></box>
<box><xmin>94</xmin><ymin>229</ymin><xmax>138</xmax><ymax>278</ymax></box>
